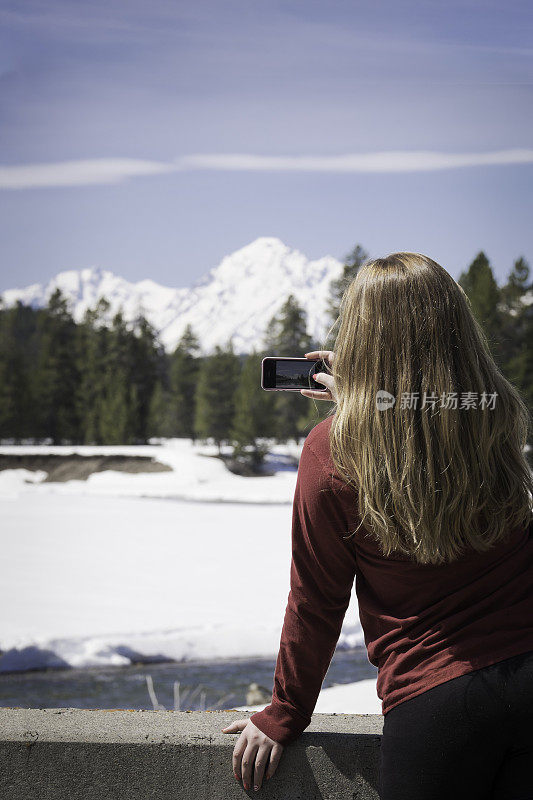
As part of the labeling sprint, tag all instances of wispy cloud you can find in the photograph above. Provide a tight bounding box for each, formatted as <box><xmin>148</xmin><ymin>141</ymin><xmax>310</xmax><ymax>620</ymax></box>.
<box><xmin>2</xmin><ymin>149</ymin><xmax>533</xmax><ymax>189</ymax></box>
<box><xmin>0</xmin><ymin>158</ymin><xmax>177</xmax><ymax>189</ymax></box>
<box><xmin>179</xmin><ymin>149</ymin><xmax>533</xmax><ymax>173</ymax></box>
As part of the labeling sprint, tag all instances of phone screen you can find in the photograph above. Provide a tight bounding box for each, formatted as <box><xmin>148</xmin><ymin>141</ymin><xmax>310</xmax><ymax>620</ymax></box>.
<box><xmin>264</xmin><ymin>358</ymin><xmax>328</xmax><ymax>390</ymax></box>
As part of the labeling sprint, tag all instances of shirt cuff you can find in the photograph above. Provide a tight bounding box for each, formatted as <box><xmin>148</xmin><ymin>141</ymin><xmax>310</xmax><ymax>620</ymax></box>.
<box><xmin>248</xmin><ymin>702</ymin><xmax>309</xmax><ymax>746</ymax></box>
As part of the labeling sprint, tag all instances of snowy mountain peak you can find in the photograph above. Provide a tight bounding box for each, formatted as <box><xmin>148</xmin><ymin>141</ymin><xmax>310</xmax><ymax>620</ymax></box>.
<box><xmin>236</xmin><ymin>236</ymin><xmax>289</xmax><ymax>253</ymax></box>
<box><xmin>46</xmin><ymin>266</ymin><xmax>110</xmax><ymax>302</ymax></box>
<box><xmin>79</xmin><ymin>266</ymin><xmax>106</xmax><ymax>283</ymax></box>
<box><xmin>233</xmin><ymin>237</ymin><xmax>297</xmax><ymax>265</ymax></box>
<box><xmin>1</xmin><ymin>239</ymin><xmax>345</xmax><ymax>354</ymax></box>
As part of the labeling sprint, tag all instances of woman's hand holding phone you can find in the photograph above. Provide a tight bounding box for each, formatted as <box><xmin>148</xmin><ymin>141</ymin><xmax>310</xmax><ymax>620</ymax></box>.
<box><xmin>301</xmin><ymin>350</ymin><xmax>337</xmax><ymax>402</ymax></box>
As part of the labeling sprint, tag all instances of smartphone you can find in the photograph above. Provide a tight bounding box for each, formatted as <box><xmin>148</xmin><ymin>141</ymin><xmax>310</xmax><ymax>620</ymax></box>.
<box><xmin>261</xmin><ymin>356</ymin><xmax>329</xmax><ymax>392</ymax></box>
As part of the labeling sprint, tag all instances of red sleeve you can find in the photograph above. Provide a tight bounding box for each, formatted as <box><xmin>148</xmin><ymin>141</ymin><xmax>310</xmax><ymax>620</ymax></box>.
<box><xmin>249</xmin><ymin>438</ymin><xmax>358</xmax><ymax>746</ymax></box>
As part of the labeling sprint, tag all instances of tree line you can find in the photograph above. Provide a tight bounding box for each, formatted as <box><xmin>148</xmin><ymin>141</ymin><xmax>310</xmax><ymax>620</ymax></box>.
<box><xmin>1</xmin><ymin>246</ymin><xmax>532</xmax><ymax>463</ymax></box>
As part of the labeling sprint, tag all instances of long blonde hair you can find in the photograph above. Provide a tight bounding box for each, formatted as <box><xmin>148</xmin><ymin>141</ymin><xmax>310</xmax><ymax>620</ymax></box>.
<box><xmin>323</xmin><ymin>252</ymin><xmax>533</xmax><ymax>565</ymax></box>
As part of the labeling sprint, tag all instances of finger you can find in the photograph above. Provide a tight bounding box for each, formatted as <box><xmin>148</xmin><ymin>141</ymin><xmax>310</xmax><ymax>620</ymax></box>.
<box><xmin>300</xmin><ymin>389</ymin><xmax>333</xmax><ymax>401</ymax></box>
<box><xmin>232</xmin><ymin>735</ymin><xmax>247</xmax><ymax>780</ymax></box>
<box><xmin>314</xmin><ymin>373</ymin><xmax>335</xmax><ymax>392</ymax></box>
<box><xmin>221</xmin><ymin>719</ymin><xmax>247</xmax><ymax>732</ymax></box>
<box><xmin>251</xmin><ymin>744</ymin><xmax>271</xmax><ymax>791</ymax></box>
<box><xmin>304</xmin><ymin>350</ymin><xmax>335</xmax><ymax>364</ymax></box>
<box><xmin>241</xmin><ymin>741</ymin><xmax>258</xmax><ymax>791</ymax></box>
<box><xmin>266</xmin><ymin>743</ymin><xmax>284</xmax><ymax>780</ymax></box>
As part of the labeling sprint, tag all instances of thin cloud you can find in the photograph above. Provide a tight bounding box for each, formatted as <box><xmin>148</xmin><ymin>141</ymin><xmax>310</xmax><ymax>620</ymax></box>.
<box><xmin>180</xmin><ymin>149</ymin><xmax>533</xmax><ymax>173</ymax></box>
<box><xmin>1</xmin><ymin>149</ymin><xmax>533</xmax><ymax>189</ymax></box>
<box><xmin>0</xmin><ymin>158</ymin><xmax>178</xmax><ymax>189</ymax></box>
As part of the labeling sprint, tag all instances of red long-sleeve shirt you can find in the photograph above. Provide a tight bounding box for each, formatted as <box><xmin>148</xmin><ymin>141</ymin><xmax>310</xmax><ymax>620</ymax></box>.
<box><xmin>249</xmin><ymin>415</ymin><xmax>533</xmax><ymax>746</ymax></box>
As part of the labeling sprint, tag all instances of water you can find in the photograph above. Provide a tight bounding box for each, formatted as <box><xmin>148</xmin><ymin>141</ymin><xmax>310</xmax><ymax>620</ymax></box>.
<box><xmin>0</xmin><ymin>647</ymin><xmax>376</xmax><ymax>711</ymax></box>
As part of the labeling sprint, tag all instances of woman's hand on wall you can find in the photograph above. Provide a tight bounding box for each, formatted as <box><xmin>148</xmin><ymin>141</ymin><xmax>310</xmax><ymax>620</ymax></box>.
<box><xmin>222</xmin><ymin>717</ymin><xmax>284</xmax><ymax>791</ymax></box>
<box><xmin>301</xmin><ymin>350</ymin><xmax>337</xmax><ymax>402</ymax></box>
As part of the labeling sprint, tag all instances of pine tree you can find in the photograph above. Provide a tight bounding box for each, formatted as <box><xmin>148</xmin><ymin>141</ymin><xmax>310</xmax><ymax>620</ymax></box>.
<box><xmin>323</xmin><ymin>244</ymin><xmax>368</xmax><ymax>348</ymax></box>
<box><xmin>261</xmin><ymin>294</ymin><xmax>311</xmax><ymax>355</ymax></box>
<box><xmin>498</xmin><ymin>257</ymin><xmax>531</xmax><ymax>382</ymax></box>
<box><xmin>0</xmin><ymin>302</ymin><xmax>37</xmax><ymax>442</ymax></box>
<box><xmin>33</xmin><ymin>289</ymin><xmax>81</xmax><ymax>444</ymax></box>
<box><xmin>98</xmin><ymin>365</ymin><xmax>136</xmax><ymax>444</ymax></box>
<box><xmin>458</xmin><ymin>252</ymin><xmax>503</xmax><ymax>364</ymax></box>
<box><xmin>146</xmin><ymin>380</ymin><xmax>176</xmax><ymax>439</ymax></box>
<box><xmin>74</xmin><ymin>298</ymin><xmax>111</xmax><ymax>444</ymax></box>
<box><xmin>97</xmin><ymin>310</ymin><xmax>138</xmax><ymax>444</ymax></box>
<box><xmin>194</xmin><ymin>341</ymin><xmax>240</xmax><ymax>453</ymax></box>
<box><xmin>130</xmin><ymin>313</ymin><xmax>165</xmax><ymax>443</ymax></box>
<box><xmin>230</xmin><ymin>349</ymin><xmax>277</xmax><ymax>465</ymax></box>
<box><xmin>169</xmin><ymin>324</ymin><xmax>201</xmax><ymax>441</ymax></box>
<box><xmin>500</xmin><ymin>257</ymin><xmax>533</xmax><ymax>436</ymax></box>
<box><xmin>261</xmin><ymin>295</ymin><xmax>314</xmax><ymax>444</ymax></box>
<box><xmin>500</xmin><ymin>256</ymin><xmax>530</xmax><ymax>313</ymax></box>
<box><xmin>458</xmin><ymin>253</ymin><xmax>533</xmax><ymax>457</ymax></box>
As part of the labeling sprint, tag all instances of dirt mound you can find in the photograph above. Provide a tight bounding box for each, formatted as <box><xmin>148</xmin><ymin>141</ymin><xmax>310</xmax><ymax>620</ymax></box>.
<box><xmin>0</xmin><ymin>454</ymin><xmax>173</xmax><ymax>482</ymax></box>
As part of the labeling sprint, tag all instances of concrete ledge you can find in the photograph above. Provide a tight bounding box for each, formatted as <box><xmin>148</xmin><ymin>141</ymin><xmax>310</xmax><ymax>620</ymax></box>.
<box><xmin>0</xmin><ymin>707</ymin><xmax>384</xmax><ymax>799</ymax></box>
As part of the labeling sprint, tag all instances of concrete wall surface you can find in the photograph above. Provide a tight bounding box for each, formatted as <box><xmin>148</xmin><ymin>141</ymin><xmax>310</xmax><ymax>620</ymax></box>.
<box><xmin>0</xmin><ymin>707</ymin><xmax>384</xmax><ymax>800</ymax></box>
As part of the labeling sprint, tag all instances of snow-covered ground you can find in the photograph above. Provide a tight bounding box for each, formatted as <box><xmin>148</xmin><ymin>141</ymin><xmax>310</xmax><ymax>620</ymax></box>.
<box><xmin>0</xmin><ymin>438</ymin><xmax>381</xmax><ymax>715</ymax></box>
<box><xmin>0</xmin><ymin>437</ymin><xmax>303</xmax><ymax>503</ymax></box>
<box><xmin>236</xmin><ymin>679</ymin><xmax>381</xmax><ymax>715</ymax></box>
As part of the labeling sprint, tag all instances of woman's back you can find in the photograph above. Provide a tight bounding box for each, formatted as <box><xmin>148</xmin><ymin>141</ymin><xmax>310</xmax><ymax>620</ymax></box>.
<box><xmin>250</xmin><ymin>251</ymin><xmax>533</xmax><ymax>798</ymax></box>
<box><xmin>309</xmin><ymin>414</ymin><xmax>533</xmax><ymax>715</ymax></box>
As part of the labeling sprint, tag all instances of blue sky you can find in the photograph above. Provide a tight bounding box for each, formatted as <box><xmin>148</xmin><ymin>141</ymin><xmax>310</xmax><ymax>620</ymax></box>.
<box><xmin>0</xmin><ymin>0</ymin><xmax>532</xmax><ymax>291</ymax></box>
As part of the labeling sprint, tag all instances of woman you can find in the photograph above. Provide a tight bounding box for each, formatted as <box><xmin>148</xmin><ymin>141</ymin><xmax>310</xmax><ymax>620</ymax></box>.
<box><xmin>221</xmin><ymin>252</ymin><xmax>533</xmax><ymax>798</ymax></box>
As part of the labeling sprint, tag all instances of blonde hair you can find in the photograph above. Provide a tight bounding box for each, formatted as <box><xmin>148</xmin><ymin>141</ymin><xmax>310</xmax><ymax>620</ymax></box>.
<box><xmin>322</xmin><ymin>252</ymin><xmax>533</xmax><ymax>565</ymax></box>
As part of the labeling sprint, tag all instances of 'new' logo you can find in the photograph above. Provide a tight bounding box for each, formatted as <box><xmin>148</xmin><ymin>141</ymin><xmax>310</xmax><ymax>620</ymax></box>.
<box><xmin>376</xmin><ymin>390</ymin><xmax>396</xmax><ymax>411</ymax></box>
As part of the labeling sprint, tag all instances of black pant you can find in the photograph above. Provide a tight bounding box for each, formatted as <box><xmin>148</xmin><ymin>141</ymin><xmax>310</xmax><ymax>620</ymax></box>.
<box><xmin>379</xmin><ymin>650</ymin><xmax>533</xmax><ymax>800</ymax></box>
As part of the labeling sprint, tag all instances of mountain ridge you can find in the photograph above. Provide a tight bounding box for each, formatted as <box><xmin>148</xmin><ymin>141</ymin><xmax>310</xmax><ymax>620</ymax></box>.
<box><xmin>0</xmin><ymin>237</ymin><xmax>344</xmax><ymax>355</ymax></box>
